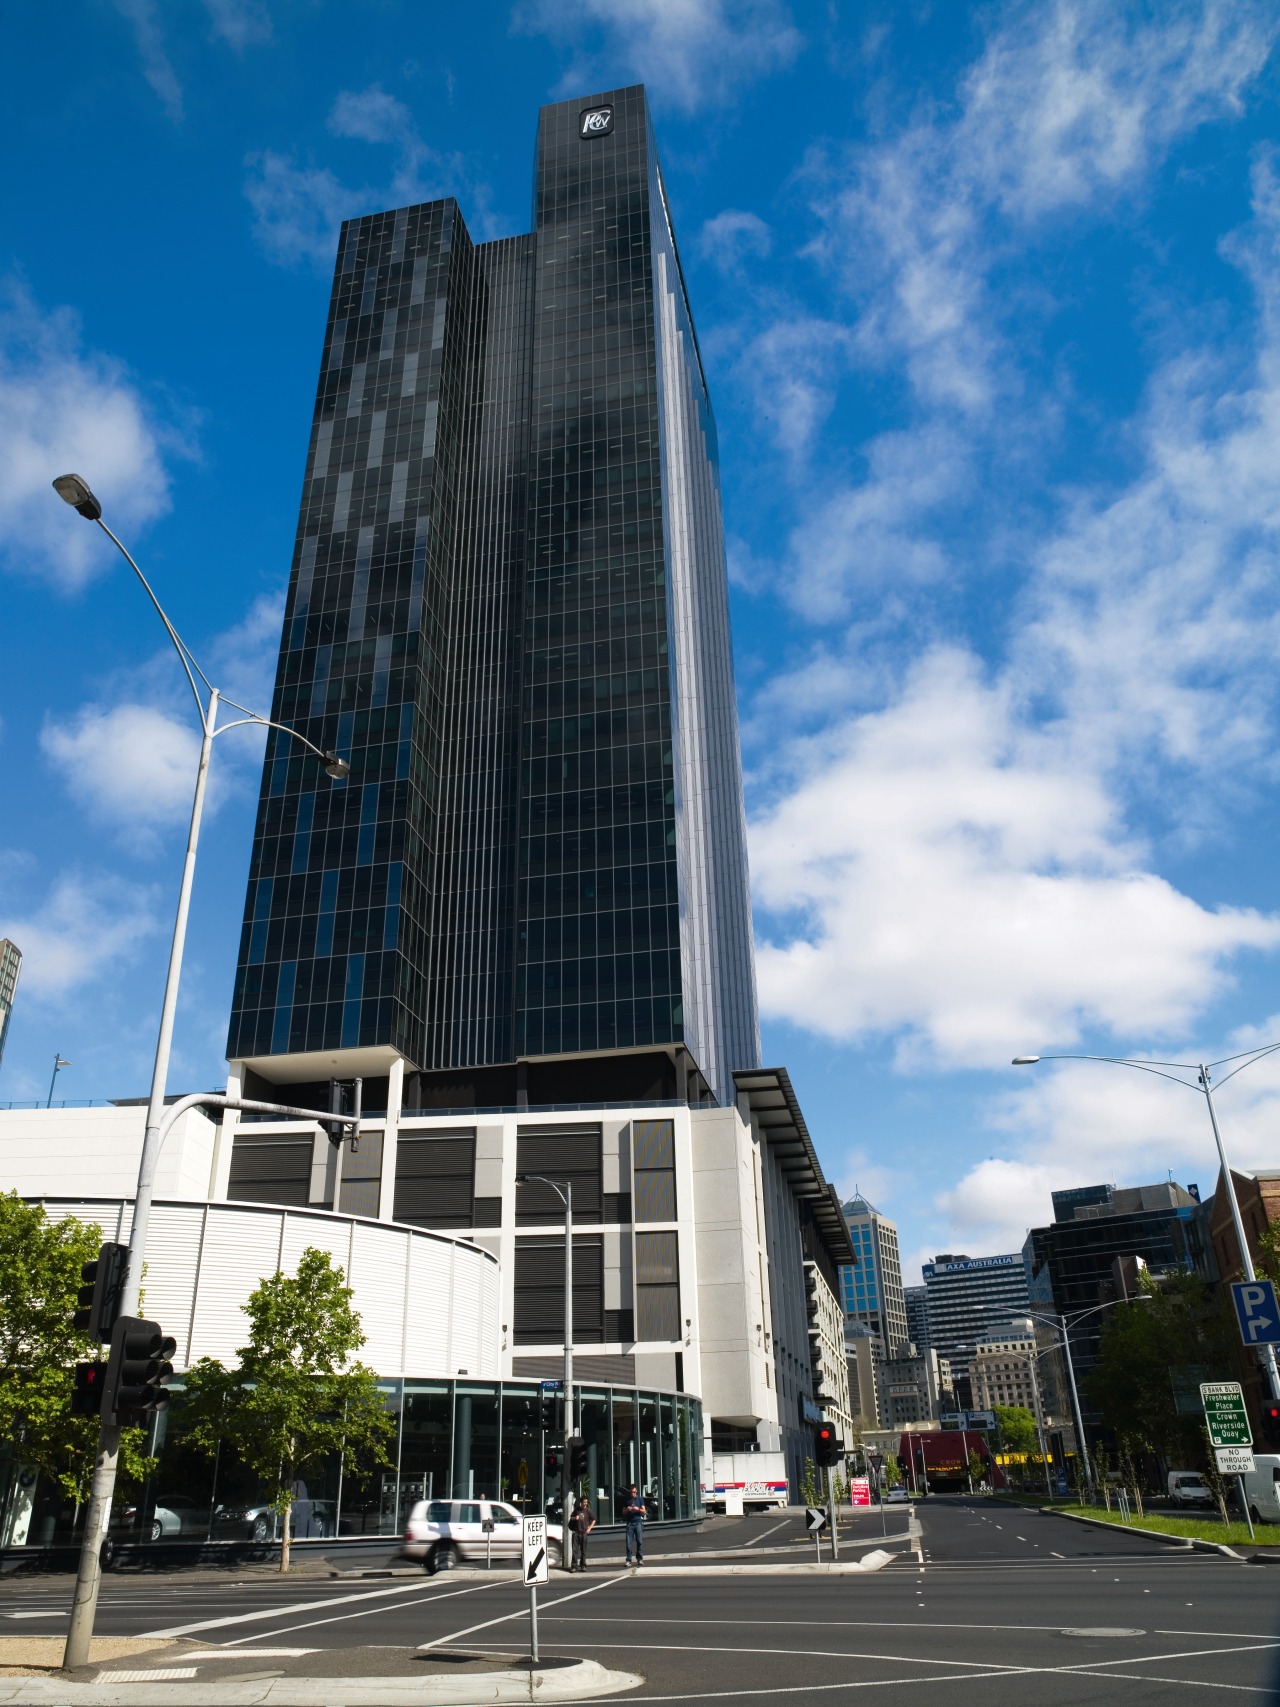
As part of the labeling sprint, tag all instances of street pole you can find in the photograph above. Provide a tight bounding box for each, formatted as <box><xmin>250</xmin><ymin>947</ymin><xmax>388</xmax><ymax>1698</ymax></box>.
<box><xmin>562</xmin><ymin>1181</ymin><xmax>573</xmax><ymax>1570</ymax></box>
<box><xmin>1201</xmin><ymin>1066</ymin><xmax>1280</xmax><ymax>1402</ymax></box>
<box><xmin>826</xmin><ymin>1464</ymin><xmax>839</xmax><ymax>1560</ymax></box>
<box><xmin>1026</xmin><ymin>1353</ymin><xmax>1053</xmax><ymax>1499</ymax></box>
<box><xmin>1056</xmin><ymin>1320</ymin><xmax>1093</xmax><ymax>1494</ymax></box>
<box><xmin>63</xmin><ymin>687</ymin><xmax>216</xmax><ymax>1672</ymax></box>
<box><xmin>46</xmin><ymin>1056</ymin><xmax>70</xmax><ymax>1108</ymax></box>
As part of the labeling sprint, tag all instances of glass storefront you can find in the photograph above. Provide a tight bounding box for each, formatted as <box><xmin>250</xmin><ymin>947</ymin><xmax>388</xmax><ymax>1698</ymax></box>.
<box><xmin>0</xmin><ymin>1380</ymin><xmax>702</xmax><ymax>1548</ymax></box>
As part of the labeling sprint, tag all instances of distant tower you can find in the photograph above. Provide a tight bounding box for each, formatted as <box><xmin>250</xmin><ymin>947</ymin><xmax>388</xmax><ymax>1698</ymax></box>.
<box><xmin>840</xmin><ymin>1194</ymin><xmax>909</xmax><ymax>1354</ymax></box>
<box><xmin>0</xmin><ymin>940</ymin><xmax>21</xmax><ymax>1071</ymax></box>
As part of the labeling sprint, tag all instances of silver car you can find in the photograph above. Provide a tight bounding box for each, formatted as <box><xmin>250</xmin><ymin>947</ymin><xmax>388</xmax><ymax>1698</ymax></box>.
<box><xmin>401</xmin><ymin>1498</ymin><xmax>563</xmax><ymax>1574</ymax></box>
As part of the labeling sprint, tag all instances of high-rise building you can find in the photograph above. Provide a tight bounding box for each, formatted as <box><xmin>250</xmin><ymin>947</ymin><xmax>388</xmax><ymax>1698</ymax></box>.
<box><xmin>0</xmin><ymin>941</ymin><xmax>20</xmax><ymax>1071</ymax></box>
<box><xmin>839</xmin><ymin>1196</ymin><xmax>909</xmax><ymax>1354</ymax></box>
<box><xmin>226</xmin><ymin>84</ymin><xmax>758</xmax><ymax>1117</ymax></box>
<box><xmin>921</xmin><ymin>1252</ymin><xmax>1030</xmax><ymax>1400</ymax></box>
<box><xmin>904</xmin><ymin>1283</ymin><xmax>931</xmax><ymax>1351</ymax></box>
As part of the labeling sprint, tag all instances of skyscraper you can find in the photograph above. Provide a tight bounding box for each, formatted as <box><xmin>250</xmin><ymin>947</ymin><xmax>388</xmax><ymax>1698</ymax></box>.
<box><xmin>0</xmin><ymin>940</ymin><xmax>20</xmax><ymax>1071</ymax></box>
<box><xmin>839</xmin><ymin>1195</ymin><xmax>909</xmax><ymax>1354</ymax></box>
<box><xmin>226</xmin><ymin>86</ymin><xmax>759</xmax><ymax>1114</ymax></box>
<box><xmin>921</xmin><ymin>1252</ymin><xmax>1031</xmax><ymax>1401</ymax></box>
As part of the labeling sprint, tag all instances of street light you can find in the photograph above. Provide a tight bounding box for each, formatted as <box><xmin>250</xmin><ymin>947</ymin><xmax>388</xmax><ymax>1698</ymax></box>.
<box><xmin>514</xmin><ymin>1171</ymin><xmax>574</xmax><ymax>1571</ymax></box>
<box><xmin>1017</xmin><ymin>1299</ymin><xmax>1149</xmax><ymax>1496</ymax></box>
<box><xmin>46</xmin><ymin>1055</ymin><xmax>71</xmax><ymax>1108</ymax></box>
<box><xmin>53</xmin><ymin>474</ymin><xmax>350</xmax><ymax>1667</ymax></box>
<box><xmin>1013</xmin><ymin>1045</ymin><xmax>1280</xmax><ymax>1403</ymax></box>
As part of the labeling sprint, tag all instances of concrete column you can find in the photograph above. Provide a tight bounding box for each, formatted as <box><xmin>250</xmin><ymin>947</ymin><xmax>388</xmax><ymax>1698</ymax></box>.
<box><xmin>209</xmin><ymin>1063</ymin><xmax>242</xmax><ymax>1200</ymax></box>
<box><xmin>378</xmin><ymin>1056</ymin><xmax>405</xmax><ymax>1222</ymax></box>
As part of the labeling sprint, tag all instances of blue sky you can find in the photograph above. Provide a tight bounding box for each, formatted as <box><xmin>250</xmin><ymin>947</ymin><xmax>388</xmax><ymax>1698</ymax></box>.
<box><xmin>4</xmin><ymin>0</ymin><xmax>1280</xmax><ymax>1287</ymax></box>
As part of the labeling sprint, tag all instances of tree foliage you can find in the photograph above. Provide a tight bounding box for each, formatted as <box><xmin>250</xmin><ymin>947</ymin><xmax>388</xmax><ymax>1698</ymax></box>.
<box><xmin>994</xmin><ymin>1405</ymin><xmax>1039</xmax><ymax>1454</ymax></box>
<box><xmin>1085</xmin><ymin>1272</ymin><xmax>1236</xmax><ymax>1465</ymax></box>
<box><xmin>0</xmin><ymin>1194</ymin><xmax>153</xmax><ymax>1502</ymax></box>
<box><xmin>182</xmin><ymin>1247</ymin><xmax>394</xmax><ymax>1570</ymax></box>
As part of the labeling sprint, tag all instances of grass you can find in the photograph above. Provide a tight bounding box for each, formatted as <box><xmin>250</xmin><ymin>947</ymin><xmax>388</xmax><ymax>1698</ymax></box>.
<box><xmin>1053</xmin><ymin>1503</ymin><xmax>1275</xmax><ymax>1547</ymax></box>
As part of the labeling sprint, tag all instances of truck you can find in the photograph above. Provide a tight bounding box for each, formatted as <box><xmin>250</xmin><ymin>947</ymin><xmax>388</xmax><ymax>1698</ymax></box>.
<box><xmin>1167</xmin><ymin>1470</ymin><xmax>1215</xmax><ymax>1507</ymax></box>
<box><xmin>1240</xmin><ymin>1455</ymin><xmax>1280</xmax><ymax>1524</ymax></box>
<box><xmin>701</xmin><ymin>1452</ymin><xmax>789</xmax><ymax>1513</ymax></box>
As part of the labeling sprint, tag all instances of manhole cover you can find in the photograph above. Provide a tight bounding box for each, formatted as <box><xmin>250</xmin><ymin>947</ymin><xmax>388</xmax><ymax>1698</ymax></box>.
<box><xmin>1061</xmin><ymin>1628</ymin><xmax>1145</xmax><ymax>1638</ymax></box>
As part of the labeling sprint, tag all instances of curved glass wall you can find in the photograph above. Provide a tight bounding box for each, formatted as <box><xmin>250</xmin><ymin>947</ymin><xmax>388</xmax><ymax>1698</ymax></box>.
<box><xmin>0</xmin><ymin>1380</ymin><xmax>702</xmax><ymax>1549</ymax></box>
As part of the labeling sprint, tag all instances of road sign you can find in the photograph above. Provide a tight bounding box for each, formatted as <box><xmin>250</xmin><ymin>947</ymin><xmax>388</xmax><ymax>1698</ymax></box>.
<box><xmin>539</xmin><ymin>1379</ymin><xmax>563</xmax><ymax>1389</ymax></box>
<box><xmin>805</xmin><ymin>1506</ymin><xmax>827</xmax><ymax>1533</ymax></box>
<box><xmin>1231</xmin><ymin>1280</ymin><xmax>1280</xmax><ymax>1346</ymax></box>
<box><xmin>522</xmin><ymin>1514</ymin><xmax>549</xmax><ymax>1585</ymax></box>
<box><xmin>1201</xmin><ymin>1381</ymin><xmax>1253</xmax><ymax>1448</ymax></box>
<box><xmin>1215</xmin><ymin>1446</ymin><xmax>1256</xmax><ymax>1475</ymax></box>
<box><xmin>517</xmin><ymin>1458</ymin><xmax>529</xmax><ymax>1487</ymax></box>
<box><xmin>848</xmin><ymin>1477</ymin><xmax>871</xmax><ymax>1507</ymax></box>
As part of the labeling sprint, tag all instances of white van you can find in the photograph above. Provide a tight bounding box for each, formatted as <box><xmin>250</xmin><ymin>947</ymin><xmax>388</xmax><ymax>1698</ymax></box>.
<box><xmin>1240</xmin><ymin>1455</ymin><xmax>1280</xmax><ymax>1524</ymax></box>
<box><xmin>1167</xmin><ymin>1470</ymin><xmax>1214</xmax><ymax>1507</ymax></box>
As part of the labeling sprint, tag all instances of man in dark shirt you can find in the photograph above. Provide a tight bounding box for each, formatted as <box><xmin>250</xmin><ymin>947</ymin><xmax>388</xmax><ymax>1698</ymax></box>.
<box><xmin>623</xmin><ymin>1484</ymin><xmax>646</xmax><ymax>1566</ymax></box>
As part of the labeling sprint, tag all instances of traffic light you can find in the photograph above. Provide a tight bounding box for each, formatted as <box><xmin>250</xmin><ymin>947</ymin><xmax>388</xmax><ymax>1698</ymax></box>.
<box><xmin>73</xmin><ymin>1243</ymin><xmax>128</xmax><ymax>1342</ymax></box>
<box><xmin>569</xmin><ymin>1436</ymin><xmax>587</xmax><ymax>1480</ymax></box>
<box><xmin>103</xmin><ymin>1317</ymin><xmax>175</xmax><ymax>1424</ymax></box>
<box><xmin>1262</xmin><ymin>1403</ymin><xmax>1280</xmax><ymax>1448</ymax></box>
<box><xmin>545</xmin><ymin>1445</ymin><xmax>563</xmax><ymax>1480</ymax></box>
<box><xmin>815</xmin><ymin>1424</ymin><xmax>841</xmax><ymax>1467</ymax></box>
<box><xmin>540</xmin><ymin>1390</ymin><xmax>564</xmax><ymax>1432</ymax></box>
<box><xmin>71</xmin><ymin>1361</ymin><xmax>108</xmax><ymax>1417</ymax></box>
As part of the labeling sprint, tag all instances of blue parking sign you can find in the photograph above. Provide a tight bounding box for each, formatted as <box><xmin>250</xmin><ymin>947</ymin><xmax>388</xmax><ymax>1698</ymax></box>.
<box><xmin>1230</xmin><ymin>1279</ymin><xmax>1280</xmax><ymax>1345</ymax></box>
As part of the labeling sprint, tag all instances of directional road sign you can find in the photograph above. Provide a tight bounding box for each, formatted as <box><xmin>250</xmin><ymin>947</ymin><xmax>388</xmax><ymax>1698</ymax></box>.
<box><xmin>805</xmin><ymin>1506</ymin><xmax>828</xmax><ymax>1533</ymax></box>
<box><xmin>1230</xmin><ymin>1279</ymin><xmax>1280</xmax><ymax>1346</ymax></box>
<box><xmin>522</xmin><ymin>1514</ymin><xmax>549</xmax><ymax>1585</ymax></box>
<box><xmin>1201</xmin><ymin>1381</ymin><xmax>1253</xmax><ymax>1448</ymax></box>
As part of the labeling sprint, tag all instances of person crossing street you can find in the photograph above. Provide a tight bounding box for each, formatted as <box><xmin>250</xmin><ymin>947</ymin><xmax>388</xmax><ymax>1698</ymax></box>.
<box><xmin>623</xmin><ymin>1484</ymin><xmax>646</xmax><ymax>1566</ymax></box>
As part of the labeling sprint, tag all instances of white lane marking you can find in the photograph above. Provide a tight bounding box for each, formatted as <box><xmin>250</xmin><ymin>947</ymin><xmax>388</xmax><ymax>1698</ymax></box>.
<box><xmin>227</xmin><ymin>1580</ymin><xmax>505</xmax><ymax>1644</ymax></box>
<box><xmin>742</xmin><ymin>1519</ymin><xmax>793</xmax><ymax>1549</ymax></box>
<box><xmin>143</xmin><ymin>1576</ymin><xmax>494</xmax><ymax>1638</ymax></box>
<box><xmin>418</xmin><ymin>1572</ymin><xmax>627</xmax><ymax>1651</ymax></box>
<box><xmin>195</xmin><ymin>1648</ymin><xmax>317</xmax><ymax>1658</ymax></box>
<box><xmin>1051</xmin><ymin>1552</ymin><xmax>1064</xmax><ymax>1558</ymax></box>
<box><xmin>5</xmin><ymin>1611</ymin><xmax>68</xmax><ymax>1619</ymax></box>
<box><xmin>97</xmin><ymin>1669</ymin><xmax>199</xmax><ymax>1682</ymax></box>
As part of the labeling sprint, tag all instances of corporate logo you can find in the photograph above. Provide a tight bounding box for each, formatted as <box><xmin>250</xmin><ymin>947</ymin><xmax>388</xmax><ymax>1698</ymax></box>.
<box><xmin>580</xmin><ymin>106</ymin><xmax>613</xmax><ymax>138</ymax></box>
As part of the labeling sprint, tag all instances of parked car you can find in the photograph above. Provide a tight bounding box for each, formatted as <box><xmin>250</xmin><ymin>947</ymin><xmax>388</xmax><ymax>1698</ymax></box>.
<box><xmin>1240</xmin><ymin>1455</ymin><xmax>1280</xmax><ymax>1524</ymax></box>
<box><xmin>121</xmin><ymin>1495</ymin><xmax>210</xmax><ymax>1541</ymax></box>
<box><xmin>885</xmin><ymin>1486</ymin><xmax>910</xmax><ymax>1504</ymax></box>
<box><xmin>401</xmin><ymin>1498</ymin><xmax>563</xmax><ymax>1574</ymax></box>
<box><xmin>213</xmin><ymin>1499</ymin><xmax>336</xmax><ymax>1540</ymax></box>
<box><xmin>1167</xmin><ymin>1471</ymin><xmax>1214</xmax><ymax>1507</ymax></box>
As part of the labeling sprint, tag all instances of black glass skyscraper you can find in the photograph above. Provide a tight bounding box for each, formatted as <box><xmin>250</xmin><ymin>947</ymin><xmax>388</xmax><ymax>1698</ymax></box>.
<box><xmin>227</xmin><ymin>86</ymin><xmax>759</xmax><ymax>1112</ymax></box>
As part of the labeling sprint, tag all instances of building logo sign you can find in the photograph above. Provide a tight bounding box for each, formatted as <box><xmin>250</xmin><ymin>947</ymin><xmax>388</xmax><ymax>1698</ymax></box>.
<box><xmin>923</xmin><ymin>1254</ymin><xmax>1018</xmax><ymax>1276</ymax></box>
<box><xmin>580</xmin><ymin>107</ymin><xmax>613</xmax><ymax>138</ymax></box>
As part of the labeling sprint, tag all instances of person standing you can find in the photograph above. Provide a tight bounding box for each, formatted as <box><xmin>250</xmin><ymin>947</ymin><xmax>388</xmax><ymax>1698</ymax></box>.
<box><xmin>623</xmin><ymin>1484</ymin><xmax>646</xmax><ymax>1566</ymax></box>
<box><xmin>569</xmin><ymin>1496</ymin><xmax>596</xmax><ymax>1572</ymax></box>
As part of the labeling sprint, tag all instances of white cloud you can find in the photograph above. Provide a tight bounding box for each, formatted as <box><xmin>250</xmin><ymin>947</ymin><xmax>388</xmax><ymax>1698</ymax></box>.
<box><xmin>513</xmin><ymin>0</ymin><xmax>801</xmax><ymax>111</ymax></box>
<box><xmin>41</xmin><ymin>705</ymin><xmax>205</xmax><ymax>850</ymax></box>
<box><xmin>0</xmin><ymin>285</ymin><xmax>179</xmax><ymax>592</ymax></box>
<box><xmin>699</xmin><ymin>210</ymin><xmax>772</xmax><ymax>268</ymax></box>
<box><xmin>749</xmin><ymin>648</ymin><xmax>1280</xmax><ymax>1068</ymax></box>
<box><xmin>203</xmin><ymin>0</ymin><xmax>272</xmax><ymax>50</ymax></box>
<box><xmin>0</xmin><ymin>870</ymin><xmax>159</xmax><ymax>1001</ymax></box>
<box><xmin>245</xmin><ymin>86</ymin><xmax>467</xmax><ymax>269</ymax></box>
<box><xmin>113</xmin><ymin>0</ymin><xmax>183</xmax><ymax>121</ymax></box>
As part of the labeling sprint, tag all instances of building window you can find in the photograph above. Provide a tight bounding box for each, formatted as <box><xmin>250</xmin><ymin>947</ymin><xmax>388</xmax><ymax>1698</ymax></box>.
<box><xmin>633</xmin><ymin>1118</ymin><xmax>676</xmax><ymax>1221</ymax></box>
<box><xmin>513</xmin><ymin>1235</ymin><xmax>604</xmax><ymax>1343</ymax></box>
<box><xmin>394</xmin><ymin>1133</ymin><xmax>476</xmax><ymax>1229</ymax></box>
<box><xmin>635</xmin><ymin>1230</ymin><xmax>680</xmax><ymax>1340</ymax></box>
<box><xmin>228</xmin><ymin>1135</ymin><xmax>313</xmax><ymax>1207</ymax></box>
<box><xmin>515</xmin><ymin>1127</ymin><xmax>602</xmax><ymax>1224</ymax></box>
<box><xmin>338</xmin><ymin>1131</ymin><xmax>384</xmax><ymax>1220</ymax></box>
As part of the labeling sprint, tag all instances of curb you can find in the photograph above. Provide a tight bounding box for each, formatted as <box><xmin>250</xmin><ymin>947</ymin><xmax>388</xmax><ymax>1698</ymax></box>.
<box><xmin>0</xmin><ymin>1657</ymin><xmax>642</xmax><ymax>1705</ymax></box>
<box><xmin>617</xmin><ymin>1548</ymin><xmax>898</xmax><ymax>1576</ymax></box>
<box><xmin>1039</xmin><ymin>1506</ymin><xmax>1245</xmax><ymax>1560</ymax></box>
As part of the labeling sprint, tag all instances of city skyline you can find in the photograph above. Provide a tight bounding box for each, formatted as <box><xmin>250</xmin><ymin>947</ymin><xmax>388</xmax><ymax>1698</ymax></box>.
<box><xmin>4</xmin><ymin>4</ymin><xmax>1280</xmax><ymax>1286</ymax></box>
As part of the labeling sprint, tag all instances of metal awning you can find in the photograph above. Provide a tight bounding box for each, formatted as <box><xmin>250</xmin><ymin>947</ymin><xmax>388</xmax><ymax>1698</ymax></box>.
<box><xmin>733</xmin><ymin>1067</ymin><xmax>856</xmax><ymax>1267</ymax></box>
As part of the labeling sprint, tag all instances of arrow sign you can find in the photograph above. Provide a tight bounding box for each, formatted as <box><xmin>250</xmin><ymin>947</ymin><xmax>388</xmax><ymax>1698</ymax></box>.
<box><xmin>1231</xmin><ymin>1279</ymin><xmax>1280</xmax><ymax>1346</ymax></box>
<box><xmin>522</xmin><ymin>1515</ymin><xmax>549</xmax><ymax>1585</ymax></box>
<box><xmin>526</xmin><ymin>1546</ymin><xmax>545</xmax><ymax>1583</ymax></box>
<box><xmin>806</xmin><ymin>1506</ymin><xmax>827</xmax><ymax>1533</ymax></box>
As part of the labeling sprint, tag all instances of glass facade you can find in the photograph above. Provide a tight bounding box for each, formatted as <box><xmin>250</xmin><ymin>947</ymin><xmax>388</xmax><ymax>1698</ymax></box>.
<box><xmin>0</xmin><ymin>1379</ymin><xmax>701</xmax><ymax>1548</ymax></box>
<box><xmin>227</xmin><ymin>84</ymin><xmax>759</xmax><ymax>1107</ymax></box>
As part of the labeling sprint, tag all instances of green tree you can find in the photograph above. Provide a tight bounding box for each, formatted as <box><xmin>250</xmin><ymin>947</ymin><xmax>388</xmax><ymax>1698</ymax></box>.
<box><xmin>799</xmin><ymin>1457</ymin><xmax>819</xmax><ymax>1508</ymax></box>
<box><xmin>0</xmin><ymin>1194</ymin><xmax>153</xmax><ymax>1507</ymax></box>
<box><xmin>1086</xmin><ymin>1272</ymin><xmax>1236</xmax><ymax>1465</ymax></box>
<box><xmin>966</xmin><ymin>1449</ymin><xmax>986</xmax><ymax>1491</ymax></box>
<box><xmin>183</xmin><ymin>1248</ymin><xmax>395</xmax><ymax>1571</ymax></box>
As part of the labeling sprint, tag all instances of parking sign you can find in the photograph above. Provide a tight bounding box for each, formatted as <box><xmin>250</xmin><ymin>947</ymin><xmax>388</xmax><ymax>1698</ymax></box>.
<box><xmin>1230</xmin><ymin>1279</ymin><xmax>1280</xmax><ymax>1346</ymax></box>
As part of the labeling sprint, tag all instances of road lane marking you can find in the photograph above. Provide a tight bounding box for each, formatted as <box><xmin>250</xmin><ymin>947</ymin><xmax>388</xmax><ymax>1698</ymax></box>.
<box><xmin>418</xmin><ymin>1572</ymin><xmax>627</xmax><ymax>1651</ymax></box>
<box><xmin>228</xmin><ymin>1580</ymin><xmax>505</xmax><ymax>1643</ymax></box>
<box><xmin>742</xmin><ymin>1519</ymin><xmax>793</xmax><ymax>1548</ymax></box>
<box><xmin>143</xmin><ymin>1577</ymin><xmax>495</xmax><ymax>1638</ymax></box>
<box><xmin>5</xmin><ymin>1612</ymin><xmax>68</xmax><ymax>1619</ymax></box>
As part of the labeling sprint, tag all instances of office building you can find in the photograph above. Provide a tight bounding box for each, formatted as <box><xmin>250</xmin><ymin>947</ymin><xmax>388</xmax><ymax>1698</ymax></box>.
<box><xmin>806</xmin><ymin>1255</ymin><xmax>854</xmax><ymax>1450</ymax></box>
<box><xmin>840</xmin><ymin>1196</ymin><xmax>909</xmax><ymax>1353</ymax></box>
<box><xmin>874</xmin><ymin>1344</ymin><xmax>949</xmax><ymax>1428</ymax></box>
<box><xmin>845</xmin><ymin>1323</ymin><xmax>880</xmax><ymax>1432</ymax></box>
<box><xmin>1024</xmin><ymin>1180</ymin><xmax>1199</xmax><ymax>1435</ymax></box>
<box><xmin>968</xmin><ymin>1318</ymin><xmax>1048</xmax><ymax>1427</ymax></box>
<box><xmin>904</xmin><ymin>1283</ymin><xmax>930</xmax><ymax>1351</ymax></box>
<box><xmin>226</xmin><ymin>83</ymin><xmax>758</xmax><ymax>1117</ymax></box>
<box><xmin>921</xmin><ymin>1252</ymin><xmax>1030</xmax><ymax>1400</ymax></box>
<box><xmin>0</xmin><ymin>941</ymin><xmax>19</xmax><ymax>1071</ymax></box>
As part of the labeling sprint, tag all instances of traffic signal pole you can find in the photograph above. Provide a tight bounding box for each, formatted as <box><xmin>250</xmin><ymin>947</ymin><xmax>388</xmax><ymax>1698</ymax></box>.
<box><xmin>61</xmin><ymin>1088</ymin><xmax>357</xmax><ymax>1671</ymax></box>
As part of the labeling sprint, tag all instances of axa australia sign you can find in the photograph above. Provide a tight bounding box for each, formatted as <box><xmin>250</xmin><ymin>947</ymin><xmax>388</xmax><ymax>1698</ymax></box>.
<box><xmin>922</xmin><ymin>1255</ymin><xmax>1019</xmax><ymax>1277</ymax></box>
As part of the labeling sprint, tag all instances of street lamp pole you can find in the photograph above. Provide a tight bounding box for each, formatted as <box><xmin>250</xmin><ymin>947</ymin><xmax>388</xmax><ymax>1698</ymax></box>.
<box><xmin>46</xmin><ymin>1056</ymin><xmax>71</xmax><ymax>1108</ymax></box>
<box><xmin>1014</xmin><ymin>1046</ymin><xmax>1280</xmax><ymax>1403</ymax></box>
<box><xmin>53</xmin><ymin>476</ymin><xmax>350</xmax><ymax>1670</ymax></box>
<box><xmin>515</xmin><ymin>1173</ymin><xmax>573</xmax><ymax>1571</ymax></box>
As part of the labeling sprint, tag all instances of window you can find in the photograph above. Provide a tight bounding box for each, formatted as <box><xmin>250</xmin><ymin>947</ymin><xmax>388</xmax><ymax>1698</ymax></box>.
<box><xmin>515</xmin><ymin>1127</ymin><xmax>602</xmax><ymax>1223</ymax></box>
<box><xmin>394</xmin><ymin>1133</ymin><xmax>476</xmax><ymax>1228</ymax></box>
<box><xmin>228</xmin><ymin>1136</ymin><xmax>313</xmax><ymax>1207</ymax></box>
<box><xmin>635</xmin><ymin>1230</ymin><xmax>680</xmax><ymax>1340</ymax></box>
<box><xmin>513</xmin><ymin>1235</ymin><xmax>604</xmax><ymax>1343</ymax></box>
<box><xmin>633</xmin><ymin>1118</ymin><xmax>676</xmax><ymax>1221</ymax></box>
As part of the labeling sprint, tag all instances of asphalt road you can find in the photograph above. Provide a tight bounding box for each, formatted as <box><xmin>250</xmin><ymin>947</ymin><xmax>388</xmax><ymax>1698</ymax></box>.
<box><xmin>1</xmin><ymin>1498</ymin><xmax>1277</xmax><ymax>1701</ymax></box>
